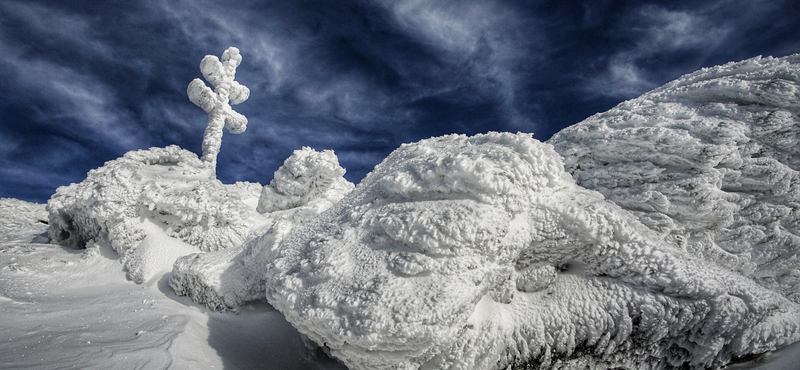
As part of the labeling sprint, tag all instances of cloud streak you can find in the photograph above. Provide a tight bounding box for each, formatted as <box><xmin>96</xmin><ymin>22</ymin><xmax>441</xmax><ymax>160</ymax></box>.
<box><xmin>585</xmin><ymin>4</ymin><xmax>732</xmax><ymax>98</ymax></box>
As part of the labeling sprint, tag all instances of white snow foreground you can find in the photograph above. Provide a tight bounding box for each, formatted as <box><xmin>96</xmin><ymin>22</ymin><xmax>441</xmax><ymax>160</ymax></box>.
<box><xmin>170</xmin><ymin>147</ymin><xmax>354</xmax><ymax>311</ymax></box>
<box><xmin>47</xmin><ymin>145</ymin><xmax>266</xmax><ymax>283</ymax></box>
<box><xmin>263</xmin><ymin>131</ymin><xmax>800</xmax><ymax>370</ymax></box>
<box><xmin>549</xmin><ymin>54</ymin><xmax>800</xmax><ymax>303</ymax></box>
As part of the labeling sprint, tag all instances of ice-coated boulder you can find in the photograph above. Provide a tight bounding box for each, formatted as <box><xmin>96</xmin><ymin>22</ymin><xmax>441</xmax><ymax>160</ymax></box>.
<box><xmin>257</xmin><ymin>146</ymin><xmax>355</xmax><ymax>213</ymax></box>
<box><xmin>264</xmin><ymin>132</ymin><xmax>800</xmax><ymax>370</ymax></box>
<box><xmin>47</xmin><ymin>145</ymin><xmax>265</xmax><ymax>283</ymax></box>
<box><xmin>549</xmin><ymin>54</ymin><xmax>800</xmax><ymax>303</ymax></box>
<box><xmin>170</xmin><ymin>147</ymin><xmax>354</xmax><ymax>311</ymax></box>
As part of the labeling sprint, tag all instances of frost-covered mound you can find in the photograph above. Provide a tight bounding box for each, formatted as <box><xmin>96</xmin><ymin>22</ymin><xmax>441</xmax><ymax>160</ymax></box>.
<box><xmin>171</xmin><ymin>147</ymin><xmax>354</xmax><ymax>311</ymax></box>
<box><xmin>0</xmin><ymin>198</ymin><xmax>48</xmax><ymax>244</ymax></box>
<box><xmin>264</xmin><ymin>132</ymin><xmax>800</xmax><ymax>370</ymax></box>
<box><xmin>258</xmin><ymin>147</ymin><xmax>355</xmax><ymax>213</ymax></box>
<box><xmin>47</xmin><ymin>145</ymin><xmax>264</xmax><ymax>283</ymax></box>
<box><xmin>549</xmin><ymin>54</ymin><xmax>800</xmax><ymax>303</ymax></box>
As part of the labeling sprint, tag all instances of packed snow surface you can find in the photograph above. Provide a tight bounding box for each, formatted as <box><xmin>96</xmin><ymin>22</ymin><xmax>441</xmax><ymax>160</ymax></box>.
<box><xmin>0</xmin><ymin>199</ymin><xmax>346</xmax><ymax>370</ymax></box>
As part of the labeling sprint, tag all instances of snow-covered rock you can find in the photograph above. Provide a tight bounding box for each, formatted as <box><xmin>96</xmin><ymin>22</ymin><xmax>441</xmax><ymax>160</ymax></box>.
<box><xmin>549</xmin><ymin>54</ymin><xmax>800</xmax><ymax>303</ymax></box>
<box><xmin>170</xmin><ymin>147</ymin><xmax>354</xmax><ymax>311</ymax></box>
<box><xmin>257</xmin><ymin>147</ymin><xmax>355</xmax><ymax>213</ymax></box>
<box><xmin>47</xmin><ymin>145</ymin><xmax>265</xmax><ymax>283</ymax></box>
<box><xmin>264</xmin><ymin>131</ymin><xmax>800</xmax><ymax>370</ymax></box>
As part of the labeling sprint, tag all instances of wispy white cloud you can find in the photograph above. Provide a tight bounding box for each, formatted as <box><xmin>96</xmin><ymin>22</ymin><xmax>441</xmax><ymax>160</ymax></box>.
<box><xmin>379</xmin><ymin>0</ymin><xmax>537</xmax><ymax>129</ymax></box>
<box><xmin>0</xmin><ymin>1</ymin><xmax>113</xmax><ymax>59</ymax></box>
<box><xmin>0</xmin><ymin>42</ymin><xmax>146</xmax><ymax>150</ymax></box>
<box><xmin>586</xmin><ymin>5</ymin><xmax>732</xmax><ymax>99</ymax></box>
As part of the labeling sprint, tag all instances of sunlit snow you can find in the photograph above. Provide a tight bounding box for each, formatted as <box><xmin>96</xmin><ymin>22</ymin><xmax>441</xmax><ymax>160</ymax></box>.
<box><xmin>1</xmin><ymin>52</ymin><xmax>799</xmax><ymax>370</ymax></box>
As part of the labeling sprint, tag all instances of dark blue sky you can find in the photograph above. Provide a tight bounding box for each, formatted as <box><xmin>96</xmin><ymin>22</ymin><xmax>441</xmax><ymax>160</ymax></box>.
<box><xmin>1</xmin><ymin>0</ymin><xmax>798</xmax><ymax>203</ymax></box>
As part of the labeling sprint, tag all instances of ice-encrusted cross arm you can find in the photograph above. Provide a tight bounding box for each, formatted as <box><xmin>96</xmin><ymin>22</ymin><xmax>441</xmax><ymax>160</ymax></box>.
<box><xmin>187</xmin><ymin>46</ymin><xmax>250</xmax><ymax>175</ymax></box>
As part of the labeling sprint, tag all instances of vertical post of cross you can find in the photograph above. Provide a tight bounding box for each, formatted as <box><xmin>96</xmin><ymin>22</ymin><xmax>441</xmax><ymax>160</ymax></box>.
<box><xmin>187</xmin><ymin>47</ymin><xmax>250</xmax><ymax>177</ymax></box>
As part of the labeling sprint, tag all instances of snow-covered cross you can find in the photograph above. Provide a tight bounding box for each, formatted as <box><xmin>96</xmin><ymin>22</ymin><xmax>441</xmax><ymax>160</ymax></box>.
<box><xmin>187</xmin><ymin>46</ymin><xmax>250</xmax><ymax>176</ymax></box>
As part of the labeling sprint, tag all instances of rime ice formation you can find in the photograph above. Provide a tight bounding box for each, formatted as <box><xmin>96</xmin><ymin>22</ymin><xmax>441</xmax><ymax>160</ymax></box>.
<box><xmin>187</xmin><ymin>46</ymin><xmax>250</xmax><ymax>174</ymax></box>
<box><xmin>47</xmin><ymin>146</ymin><xmax>265</xmax><ymax>283</ymax></box>
<box><xmin>263</xmin><ymin>130</ymin><xmax>800</xmax><ymax>370</ymax></box>
<box><xmin>258</xmin><ymin>147</ymin><xmax>356</xmax><ymax>213</ymax></box>
<box><xmin>170</xmin><ymin>147</ymin><xmax>354</xmax><ymax>311</ymax></box>
<box><xmin>549</xmin><ymin>54</ymin><xmax>800</xmax><ymax>303</ymax></box>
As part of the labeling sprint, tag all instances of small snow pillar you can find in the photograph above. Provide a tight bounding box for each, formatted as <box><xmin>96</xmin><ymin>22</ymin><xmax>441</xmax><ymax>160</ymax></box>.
<box><xmin>187</xmin><ymin>47</ymin><xmax>250</xmax><ymax>176</ymax></box>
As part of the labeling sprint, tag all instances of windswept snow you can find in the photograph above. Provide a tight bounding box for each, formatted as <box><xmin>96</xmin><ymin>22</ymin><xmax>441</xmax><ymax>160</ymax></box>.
<box><xmin>0</xmin><ymin>198</ymin><xmax>48</xmax><ymax>245</ymax></box>
<box><xmin>257</xmin><ymin>146</ymin><xmax>355</xmax><ymax>214</ymax></box>
<box><xmin>46</xmin><ymin>145</ymin><xmax>267</xmax><ymax>283</ymax></box>
<box><xmin>549</xmin><ymin>54</ymin><xmax>800</xmax><ymax>303</ymax></box>
<box><xmin>1</xmin><ymin>185</ymin><xmax>346</xmax><ymax>370</ymax></box>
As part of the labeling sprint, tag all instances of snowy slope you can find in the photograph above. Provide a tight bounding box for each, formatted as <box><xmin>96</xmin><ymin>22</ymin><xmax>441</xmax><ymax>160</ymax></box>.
<box><xmin>0</xmin><ymin>196</ymin><xmax>346</xmax><ymax>370</ymax></box>
<box><xmin>170</xmin><ymin>147</ymin><xmax>355</xmax><ymax>311</ymax></box>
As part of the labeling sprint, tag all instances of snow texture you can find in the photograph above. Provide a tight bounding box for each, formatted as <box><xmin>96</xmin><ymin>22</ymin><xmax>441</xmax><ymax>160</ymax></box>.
<box><xmin>258</xmin><ymin>147</ymin><xmax>356</xmax><ymax>214</ymax></box>
<box><xmin>187</xmin><ymin>46</ymin><xmax>250</xmax><ymax>174</ymax></box>
<box><xmin>549</xmin><ymin>54</ymin><xmax>800</xmax><ymax>304</ymax></box>
<box><xmin>171</xmin><ymin>147</ymin><xmax>354</xmax><ymax>311</ymax></box>
<box><xmin>0</xmin><ymin>227</ymin><xmax>346</xmax><ymax>370</ymax></box>
<box><xmin>47</xmin><ymin>145</ymin><xmax>265</xmax><ymax>283</ymax></box>
<box><xmin>0</xmin><ymin>198</ymin><xmax>49</xmax><ymax>245</ymax></box>
<box><xmin>264</xmin><ymin>130</ymin><xmax>800</xmax><ymax>369</ymax></box>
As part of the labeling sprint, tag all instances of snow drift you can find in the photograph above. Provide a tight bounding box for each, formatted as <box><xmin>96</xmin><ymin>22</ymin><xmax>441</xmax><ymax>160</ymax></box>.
<box><xmin>47</xmin><ymin>145</ymin><xmax>264</xmax><ymax>283</ymax></box>
<box><xmin>549</xmin><ymin>54</ymin><xmax>800</xmax><ymax>303</ymax></box>
<box><xmin>170</xmin><ymin>147</ymin><xmax>354</xmax><ymax>311</ymax></box>
<box><xmin>260</xmin><ymin>56</ymin><xmax>800</xmax><ymax>370</ymax></box>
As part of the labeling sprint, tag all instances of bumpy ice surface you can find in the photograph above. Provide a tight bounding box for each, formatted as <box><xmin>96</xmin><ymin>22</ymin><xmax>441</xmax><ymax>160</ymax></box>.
<box><xmin>47</xmin><ymin>145</ymin><xmax>265</xmax><ymax>283</ymax></box>
<box><xmin>264</xmin><ymin>131</ymin><xmax>799</xmax><ymax>370</ymax></box>
<box><xmin>170</xmin><ymin>147</ymin><xmax>354</xmax><ymax>311</ymax></box>
<box><xmin>549</xmin><ymin>54</ymin><xmax>800</xmax><ymax>303</ymax></box>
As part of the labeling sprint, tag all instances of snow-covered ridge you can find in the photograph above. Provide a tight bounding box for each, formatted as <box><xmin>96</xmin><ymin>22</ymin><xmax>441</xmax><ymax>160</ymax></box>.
<box><xmin>0</xmin><ymin>198</ymin><xmax>48</xmax><ymax>245</ymax></box>
<box><xmin>549</xmin><ymin>54</ymin><xmax>800</xmax><ymax>302</ymax></box>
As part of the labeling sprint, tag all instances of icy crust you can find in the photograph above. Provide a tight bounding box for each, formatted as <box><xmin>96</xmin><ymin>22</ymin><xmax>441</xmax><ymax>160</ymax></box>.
<box><xmin>264</xmin><ymin>132</ymin><xmax>800</xmax><ymax>370</ymax></box>
<box><xmin>47</xmin><ymin>145</ymin><xmax>264</xmax><ymax>283</ymax></box>
<box><xmin>170</xmin><ymin>147</ymin><xmax>354</xmax><ymax>311</ymax></box>
<box><xmin>548</xmin><ymin>54</ymin><xmax>800</xmax><ymax>302</ymax></box>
